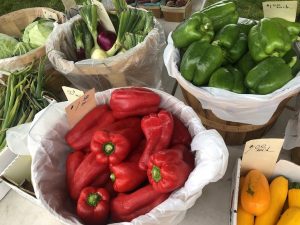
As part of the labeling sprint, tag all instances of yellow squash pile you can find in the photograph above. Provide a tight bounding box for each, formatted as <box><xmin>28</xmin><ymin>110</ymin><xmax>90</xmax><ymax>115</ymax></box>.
<box><xmin>237</xmin><ymin>169</ymin><xmax>300</xmax><ymax>225</ymax></box>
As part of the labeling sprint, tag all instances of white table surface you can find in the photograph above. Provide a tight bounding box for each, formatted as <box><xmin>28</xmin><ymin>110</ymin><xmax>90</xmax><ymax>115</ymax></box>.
<box><xmin>0</xmin><ymin>0</ymin><xmax>298</xmax><ymax>224</ymax></box>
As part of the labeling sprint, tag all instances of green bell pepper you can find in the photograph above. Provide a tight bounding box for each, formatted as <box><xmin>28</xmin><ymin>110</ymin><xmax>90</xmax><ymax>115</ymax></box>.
<box><xmin>172</xmin><ymin>13</ymin><xmax>214</xmax><ymax>49</ymax></box>
<box><xmin>200</xmin><ymin>0</ymin><xmax>239</xmax><ymax>32</ymax></box>
<box><xmin>283</xmin><ymin>48</ymin><xmax>300</xmax><ymax>77</ymax></box>
<box><xmin>212</xmin><ymin>24</ymin><xmax>248</xmax><ymax>64</ymax></box>
<box><xmin>248</xmin><ymin>18</ymin><xmax>292</xmax><ymax>62</ymax></box>
<box><xmin>236</xmin><ymin>52</ymin><xmax>256</xmax><ymax>76</ymax></box>
<box><xmin>180</xmin><ymin>41</ymin><xmax>224</xmax><ymax>86</ymax></box>
<box><xmin>245</xmin><ymin>57</ymin><xmax>293</xmax><ymax>95</ymax></box>
<box><xmin>209</xmin><ymin>66</ymin><xmax>246</xmax><ymax>94</ymax></box>
<box><xmin>270</xmin><ymin>17</ymin><xmax>300</xmax><ymax>41</ymax></box>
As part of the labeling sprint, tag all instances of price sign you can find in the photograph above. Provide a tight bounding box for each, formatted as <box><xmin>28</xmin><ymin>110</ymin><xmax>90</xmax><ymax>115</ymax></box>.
<box><xmin>263</xmin><ymin>1</ymin><xmax>298</xmax><ymax>22</ymax></box>
<box><xmin>62</xmin><ymin>86</ymin><xmax>84</xmax><ymax>102</ymax></box>
<box><xmin>65</xmin><ymin>88</ymin><xmax>96</xmax><ymax>128</ymax></box>
<box><xmin>241</xmin><ymin>139</ymin><xmax>284</xmax><ymax>177</ymax></box>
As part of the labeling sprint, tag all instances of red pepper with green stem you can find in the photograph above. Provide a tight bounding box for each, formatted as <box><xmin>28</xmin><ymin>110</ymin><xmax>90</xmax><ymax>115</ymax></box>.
<box><xmin>111</xmin><ymin>184</ymin><xmax>169</xmax><ymax>222</ymax></box>
<box><xmin>110</xmin><ymin>87</ymin><xmax>161</xmax><ymax>119</ymax></box>
<box><xmin>70</xmin><ymin>151</ymin><xmax>108</xmax><ymax>200</ymax></box>
<box><xmin>147</xmin><ymin>149</ymin><xmax>192</xmax><ymax>193</ymax></box>
<box><xmin>65</xmin><ymin>105</ymin><xmax>115</xmax><ymax>151</ymax></box>
<box><xmin>77</xmin><ymin>187</ymin><xmax>110</xmax><ymax>225</ymax></box>
<box><xmin>139</xmin><ymin>110</ymin><xmax>174</xmax><ymax>170</ymax></box>
<box><xmin>91</xmin><ymin>124</ymin><xmax>143</xmax><ymax>165</ymax></box>
<box><xmin>110</xmin><ymin>161</ymin><xmax>147</xmax><ymax>193</ymax></box>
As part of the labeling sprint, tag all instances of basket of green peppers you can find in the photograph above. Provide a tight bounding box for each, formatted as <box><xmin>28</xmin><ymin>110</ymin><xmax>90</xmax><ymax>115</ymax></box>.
<box><xmin>164</xmin><ymin>0</ymin><xmax>300</xmax><ymax>145</ymax></box>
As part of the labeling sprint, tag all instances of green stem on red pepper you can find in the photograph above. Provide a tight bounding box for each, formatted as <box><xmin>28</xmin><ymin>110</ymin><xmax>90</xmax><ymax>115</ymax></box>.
<box><xmin>87</xmin><ymin>193</ymin><xmax>101</xmax><ymax>207</ymax></box>
<box><xmin>151</xmin><ymin>166</ymin><xmax>161</xmax><ymax>182</ymax></box>
<box><xmin>103</xmin><ymin>142</ymin><xmax>115</xmax><ymax>155</ymax></box>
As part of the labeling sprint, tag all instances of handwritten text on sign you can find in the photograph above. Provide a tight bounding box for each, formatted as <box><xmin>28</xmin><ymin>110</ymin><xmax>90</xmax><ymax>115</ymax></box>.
<box><xmin>65</xmin><ymin>88</ymin><xmax>96</xmax><ymax>128</ymax></box>
<box><xmin>241</xmin><ymin>139</ymin><xmax>284</xmax><ymax>177</ymax></box>
<box><xmin>263</xmin><ymin>1</ymin><xmax>298</xmax><ymax>22</ymax></box>
<box><xmin>62</xmin><ymin>86</ymin><xmax>84</xmax><ymax>102</ymax></box>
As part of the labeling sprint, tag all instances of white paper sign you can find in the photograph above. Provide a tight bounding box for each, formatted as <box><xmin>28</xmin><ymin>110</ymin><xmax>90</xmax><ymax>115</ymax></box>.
<box><xmin>263</xmin><ymin>1</ymin><xmax>298</xmax><ymax>22</ymax></box>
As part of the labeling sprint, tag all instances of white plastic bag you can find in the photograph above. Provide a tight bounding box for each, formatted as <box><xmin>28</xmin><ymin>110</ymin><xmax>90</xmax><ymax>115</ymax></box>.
<box><xmin>283</xmin><ymin>95</ymin><xmax>300</xmax><ymax>150</ymax></box>
<box><xmin>164</xmin><ymin>33</ymin><xmax>300</xmax><ymax>125</ymax></box>
<box><xmin>28</xmin><ymin>88</ymin><xmax>228</xmax><ymax>225</ymax></box>
<box><xmin>46</xmin><ymin>13</ymin><xmax>166</xmax><ymax>91</ymax></box>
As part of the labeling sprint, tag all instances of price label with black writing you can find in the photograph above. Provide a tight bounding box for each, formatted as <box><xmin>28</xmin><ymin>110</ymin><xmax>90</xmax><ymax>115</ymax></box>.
<box><xmin>263</xmin><ymin>1</ymin><xmax>298</xmax><ymax>22</ymax></box>
<box><xmin>241</xmin><ymin>139</ymin><xmax>284</xmax><ymax>177</ymax></box>
<box><xmin>65</xmin><ymin>88</ymin><xmax>96</xmax><ymax>128</ymax></box>
<box><xmin>62</xmin><ymin>86</ymin><xmax>84</xmax><ymax>102</ymax></box>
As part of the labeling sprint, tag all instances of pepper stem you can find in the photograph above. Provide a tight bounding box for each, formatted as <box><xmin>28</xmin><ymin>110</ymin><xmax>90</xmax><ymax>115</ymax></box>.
<box><xmin>110</xmin><ymin>173</ymin><xmax>116</xmax><ymax>182</ymax></box>
<box><xmin>151</xmin><ymin>166</ymin><xmax>161</xmax><ymax>182</ymax></box>
<box><xmin>87</xmin><ymin>193</ymin><xmax>101</xmax><ymax>207</ymax></box>
<box><xmin>103</xmin><ymin>142</ymin><xmax>115</xmax><ymax>155</ymax></box>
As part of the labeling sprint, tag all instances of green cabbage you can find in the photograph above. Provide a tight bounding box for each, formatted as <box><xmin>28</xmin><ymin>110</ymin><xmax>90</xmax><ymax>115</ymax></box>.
<box><xmin>13</xmin><ymin>42</ymin><xmax>33</xmax><ymax>56</ymax></box>
<box><xmin>22</xmin><ymin>18</ymin><xmax>55</xmax><ymax>48</ymax></box>
<box><xmin>0</xmin><ymin>33</ymin><xmax>19</xmax><ymax>59</ymax></box>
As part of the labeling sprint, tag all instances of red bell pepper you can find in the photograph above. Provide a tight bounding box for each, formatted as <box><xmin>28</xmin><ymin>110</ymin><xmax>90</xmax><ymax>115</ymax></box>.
<box><xmin>147</xmin><ymin>149</ymin><xmax>191</xmax><ymax>193</ymax></box>
<box><xmin>66</xmin><ymin>151</ymin><xmax>85</xmax><ymax>194</ymax></box>
<box><xmin>170</xmin><ymin>115</ymin><xmax>192</xmax><ymax>147</ymax></box>
<box><xmin>65</xmin><ymin>105</ymin><xmax>115</xmax><ymax>151</ymax></box>
<box><xmin>90</xmin><ymin>167</ymin><xmax>110</xmax><ymax>187</ymax></box>
<box><xmin>170</xmin><ymin>144</ymin><xmax>195</xmax><ymax>169</ymax></box>
<box><xmin>127</xmin><ymin>139</ymin><xmax>146</xmax><ymax>163</ymax></box>
<box><xmin>110</xmin><ymin>87</ymin><xmax>161</xmax><ymax>119</ymax></box>
<box><xmin>110</xmin><ymin>162</ymin><xmax>147</xmax><ymax>193</ymax></box>
<box><xmin>91</xmin><ymin>125</ymin><xmax>143</xmax><ymax>165</ymax></box>
<box><xmin>70</xmin><ymin>152</ymin><xmax>108</xmax><ymax>200</ymax></box>
<box><xmin>111</xmin><ymin>185</ymin><xmax>169</xmax><ymax>222</ymax></box>
<box><xmin>139</xmin><ymin>110</ymin><xmax>174</xmax><ymax>170</ymax></box>
<box><xmin>77</xmin><ymin>187</ymin><xmax>110</xmax><ymax>225</ymax></box>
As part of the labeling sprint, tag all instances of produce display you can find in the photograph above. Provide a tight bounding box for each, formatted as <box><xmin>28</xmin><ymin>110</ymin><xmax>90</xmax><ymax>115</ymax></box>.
<box><xmin>237</xmin><ymin>169</ymin><xmax>300</xmax><ymax>225</ymax></box>
<box><xmin>72</xmin><ymin>0</ymin><xmax>154</xmax><ymax>61</ymax></box>
<box><xmin>0</xmin><ymin>60</ymin><xmax>54</xmax><ymax>150</ymax></box>
<box><xmin>65</xmin><ymin>87</ymin><xmax>194</xmax><ymax>224</ymax></box>
<box><xmin>172</xmin><ymin>0</ymin><xmax>300</xmax><ymax>95</ymax></box>
<box><xmin>0</xmin><ymin>18</ymin><xmax>55</xmax><ymax>59</ymax></box>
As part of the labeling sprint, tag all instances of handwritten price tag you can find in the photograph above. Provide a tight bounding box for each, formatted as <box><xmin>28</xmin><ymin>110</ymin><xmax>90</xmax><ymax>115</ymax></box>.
<box><xmin>65</xmin><ymin>88</ymin><xmax>96</xmax><ymax>128</ymax></box>
<box><xmin>263</xmin><ymin>1</ymin><xmax>298</xmax><ymax>22</ymax></box>
<box><xmin>62</xmin><ymin>86</ymin><xmax>84</xmax><ymax>102</ymax></box>
<box><xmin>241</xmin><ymin>139</ymin><xmax>284</xmax><ymax>177</ymax></box>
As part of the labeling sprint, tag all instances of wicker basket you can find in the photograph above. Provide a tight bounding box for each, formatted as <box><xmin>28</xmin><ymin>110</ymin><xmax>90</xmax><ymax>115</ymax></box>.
<box><xmin>180</xmin><ymin>85</ymin><xmax>293</xmax><ymax>145</ymax></box>
<box><xmin>0</xmin><ymin>7</ymin><xmax>65</xmax><ymax>71</ymax></box>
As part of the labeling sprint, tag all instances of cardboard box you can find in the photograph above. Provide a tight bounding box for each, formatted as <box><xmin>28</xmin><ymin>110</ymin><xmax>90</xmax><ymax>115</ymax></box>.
<box><xmin>0</xmin><ymin>154</ymin><xmax>40</xmax><ymax>206</ymax></box>
<box><xmin>161</xmin><ymin>0</ymin><xmax>193</xmax><ymax>22</ymax></box>
<box><xmin>230</xmin><ymin>152</ymin><xmax>300</xmax><ymax>224</ymax></box>
<box><xmin>0</xmin><ymin>147</ymin><xmax>17</xmax><ymax>200</ymax></box>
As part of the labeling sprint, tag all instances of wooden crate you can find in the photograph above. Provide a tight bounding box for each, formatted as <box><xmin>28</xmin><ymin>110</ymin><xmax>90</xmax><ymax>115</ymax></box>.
<box><xmin>180</xmin><ymin>85</ymin><xmax>294</xmax><ymax>145</ymax></box>
<box><xmin>138</xmin><ymin>4</ymin><xmax>162</xmax><ymax>18</ymax></box>
<box><xmin>161</xmin><ymin>0</ymin><xmax>193</xmax><ymax>22</ymax></box>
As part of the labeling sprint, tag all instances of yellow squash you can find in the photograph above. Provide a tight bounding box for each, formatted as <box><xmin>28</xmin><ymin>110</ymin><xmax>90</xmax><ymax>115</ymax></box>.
<box><xmin>255</xmin><ymin>176</ymin><xmax>288</xmax><ymax>225</ymax></box>
<box><xmin>288</xmin><ymin>182</ymin><xmax>300</xmax><ymax>208</ymax></box>
<box><xmin>276</xmin><ymin>207</ymin><xmax>300</xmax><ymax>225</ymax></box>
<box><xmin>237</xmin><ymin>177</ymin><xmax>254</xmax><ymax>225</ymax></box>
<box><xmin>241</xmin><ymin>169</ymin><xmax>270</xmax><ymax>216</ymax></box>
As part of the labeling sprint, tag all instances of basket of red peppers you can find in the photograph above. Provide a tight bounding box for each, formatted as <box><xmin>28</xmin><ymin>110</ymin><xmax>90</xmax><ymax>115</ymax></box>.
<box><xmin>28</xmin><ymin>87</ymin><xmax>228</xmax><ymax>225</ymax></box>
